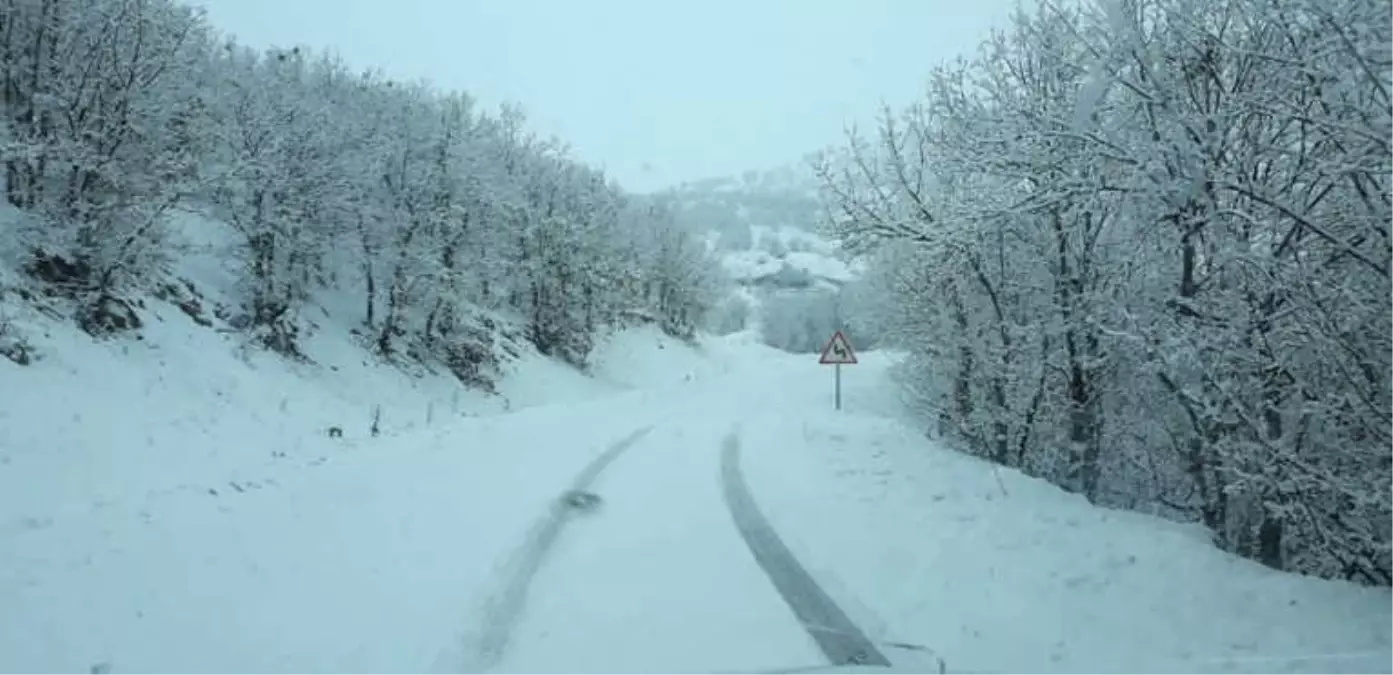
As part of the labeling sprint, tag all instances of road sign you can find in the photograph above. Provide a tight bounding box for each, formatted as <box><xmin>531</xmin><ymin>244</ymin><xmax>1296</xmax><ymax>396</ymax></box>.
<box><xmin>819</xmin><ymin>330</ymin><xmax>858</xmax><ymax>365</ymax></box>
<box><xmin>819</xmin><ymin>330</ymin><xmax>857</xmax><ymax>411</ymax></box>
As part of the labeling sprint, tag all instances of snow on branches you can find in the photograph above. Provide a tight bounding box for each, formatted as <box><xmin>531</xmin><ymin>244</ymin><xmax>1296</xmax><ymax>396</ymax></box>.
<box><xmin>816</xmin><ymin>0</ymin><xmax>1392</xmax><ymax>584</ymax></box>
<box><xmin>0</xmin><ymin>0</ymin><xmax>722</xmax><ymax>376</ymax></box>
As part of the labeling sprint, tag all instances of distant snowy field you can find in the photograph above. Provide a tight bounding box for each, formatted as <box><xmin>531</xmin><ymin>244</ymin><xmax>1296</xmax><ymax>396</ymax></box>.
<box><xmin>718</xmin><ymin>224</ymin><xmax>860</xmax><ymax>287</ymax></box>
<box><xmin>1</xmin><ymin>241</ymin><xmax>1388</xmax><ymax>673</ymax></box>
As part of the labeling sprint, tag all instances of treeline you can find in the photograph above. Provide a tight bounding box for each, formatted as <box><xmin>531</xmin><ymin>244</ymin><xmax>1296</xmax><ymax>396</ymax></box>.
<box><xmin>0</xmin><ymin>0</ymin><xmax>722</xmax><ymax>380</ymax></box>
<box><xmin>818</xmin><ymin>0</ymin><xmax>1391</xmax><ymax>583</ymax></box>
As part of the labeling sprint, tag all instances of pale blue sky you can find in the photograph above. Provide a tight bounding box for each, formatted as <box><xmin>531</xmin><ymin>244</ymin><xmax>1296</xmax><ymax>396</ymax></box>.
<box><xmin>192</xmin><ymin>0</ymin><xmax>1018</xmax><ymax>192</ymax></box>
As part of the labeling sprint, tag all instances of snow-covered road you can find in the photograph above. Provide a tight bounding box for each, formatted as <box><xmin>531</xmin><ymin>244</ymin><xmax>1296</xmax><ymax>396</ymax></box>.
<box><xmin>720</xmin><ymin>431</ymin><xmax>891</xmax><ymax>669</ymax></box>
<box><xmin>474</xmin><ymin>419</ymin><xmax>828</xmax><ymax>674</ymax></box>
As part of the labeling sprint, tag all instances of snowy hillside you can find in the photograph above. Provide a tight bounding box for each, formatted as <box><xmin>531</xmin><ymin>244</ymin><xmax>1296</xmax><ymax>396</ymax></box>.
<box><xmin>0</xmin><ymin>234</ymin><xmax>679</xmax><ymax>538</ymax></box>
<box><xmin>719</xmin><ymin>225</ymin><xmax>857</xmax><ymax>289</ymax></box>
<box><xmin>662</xmin><ymin>165</ymin><xmax>878</xmax><ymax>355</ymax></box>
<box><xmin>707</xmin><ymin>223</ymin><xmax>869</xmax><ymax>355</ymax></box>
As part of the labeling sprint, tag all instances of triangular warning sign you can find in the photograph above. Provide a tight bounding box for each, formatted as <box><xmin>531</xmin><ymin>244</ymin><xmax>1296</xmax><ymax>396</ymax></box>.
<box><xmin>819</xmin><ymin>330</ymin><xmax>858</xmax><ymax>365</ymax></box>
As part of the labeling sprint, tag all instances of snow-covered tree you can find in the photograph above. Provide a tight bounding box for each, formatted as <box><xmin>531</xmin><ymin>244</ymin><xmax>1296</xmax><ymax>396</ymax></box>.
<box><xmin>204</xmin><ymin>43</ymin><xmax>353</xmax><ymax>354</ymax></box>
<box><xmin>817</xmin><ymin>0</ymin><xmax>1391</xmax><ymax>583</ymax></box>
<box><xmin>624</xmin><ymin>196</ymin><xmax>727</xmax><ymax>341</ymax></box>
<box><xmin>1</xmin><ymin>0</ymin><xmax>212</xmax><ymax>325</ymax></box>
<box><xmin>0</xmin><ymin>3</ymin><xmax>724</xmax><ymax>381</ymax></box>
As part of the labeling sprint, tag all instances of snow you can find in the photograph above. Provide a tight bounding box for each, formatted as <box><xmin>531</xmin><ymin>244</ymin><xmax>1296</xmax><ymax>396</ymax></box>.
<box><xmin>0</xmin><ymin>293</ymin><xmax>712</xmax><ymax>672</ymax></box>
<box><xmin>1</xmin><ymin>299</ymin><xmax>451</xmax><ymax>515</ymax></box>
<box><xmin>738</xmin><ymin>353</ymin><xmax>1393</xmax><ymax>674</ymax></box>
<box><xmin>489</xmin><ymin>419</ymin><xmax>826</xmax><ymax>674</ymax></box>
<box><xmin>1</xmin><ymin>283</ymin><xmax>1389</xmax><ymax>673</ymax></box>
<box><xmin>751</xmin><ymin>225</ymin><xmax>836</xmax><ymax>257</ymax></box>
<box><xmin>721</xmin><ymin>248</ymin><xmax>854</xmax><ymax>286</ymax></box>
<box><xmin>717</xmin><ymin>224</ymin><xmax>854</xmax><ymax>287</ymax></box>
<box><xmin>1</xmin><ymin>386</ymin><xmax>685</xmax><ymax>672</ymax></box>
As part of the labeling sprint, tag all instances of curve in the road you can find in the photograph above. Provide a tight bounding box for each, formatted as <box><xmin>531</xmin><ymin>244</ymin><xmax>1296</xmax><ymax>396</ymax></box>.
<box><xmin>462</xmin><ymin>425</ymin><xmax>655</xmax><ymax>671</ymax></box>
<box><xmin>720</xmin><ymin>431</ymin><xmax>891</xmax><ymax>669</ymax></box>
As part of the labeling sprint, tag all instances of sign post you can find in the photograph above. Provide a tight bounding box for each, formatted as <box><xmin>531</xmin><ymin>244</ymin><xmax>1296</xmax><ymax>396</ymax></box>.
<box><xmin>818</xmin><ymin>330</ymin><xmax>858</xmax><ymax>411</ymax></box>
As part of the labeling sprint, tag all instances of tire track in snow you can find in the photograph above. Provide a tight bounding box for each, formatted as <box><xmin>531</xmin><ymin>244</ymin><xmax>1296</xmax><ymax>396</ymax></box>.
<box><xmin>721</xmin><ymin>430</ymin><xmax>891</xmax><ymax>669</ymax></box>
<box><xmin>453</xmin><ymin>425</ymin><xmax>654</xmax><ymax>672</ymax></box>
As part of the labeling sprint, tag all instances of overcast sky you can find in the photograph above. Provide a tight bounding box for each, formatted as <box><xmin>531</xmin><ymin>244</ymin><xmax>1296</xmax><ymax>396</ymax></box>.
<box><xmin>192</xmin><ymin>0</ymin><xmax>1018</xmax><ymax>193</ymax></box>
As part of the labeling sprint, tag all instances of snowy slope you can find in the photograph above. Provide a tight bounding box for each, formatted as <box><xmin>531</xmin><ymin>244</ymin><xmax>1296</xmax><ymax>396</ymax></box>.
<box><xmin>666</xmin><ymin>162</ymin><xmax>859</xmax><ymax>293</ymax></box>
<box><xmin>720</xmin><ymin>225</ymin><xmax>857</xmax><ymax>288</ymax></box>
<box><xmin>2</xmin><ymin>214</ymin><xmax>574</xmax><ymax>530</ymax></box>
<box><xmin>662</xmin><ymin>162</ymin><xmax>874</xmax><ymax>353</ymax></box>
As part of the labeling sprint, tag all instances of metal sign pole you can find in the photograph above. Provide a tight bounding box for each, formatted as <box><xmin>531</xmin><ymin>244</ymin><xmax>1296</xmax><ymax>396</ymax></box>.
<box><xmin>835</xmin><ymin>363</ymin><xmax>842</xmax><ymax>411</ymax></box>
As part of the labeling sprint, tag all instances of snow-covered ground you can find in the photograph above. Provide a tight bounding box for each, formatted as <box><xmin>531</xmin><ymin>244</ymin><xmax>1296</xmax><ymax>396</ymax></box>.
<box><xmin>739</xmin><ymin>357</ymin><xmax>1393</xmax><ymax>674</ymax></box>
<box><xmin>2</xmin><ymin>296</ymin><xmax>1389</xmax><ymax>672</ymax></box>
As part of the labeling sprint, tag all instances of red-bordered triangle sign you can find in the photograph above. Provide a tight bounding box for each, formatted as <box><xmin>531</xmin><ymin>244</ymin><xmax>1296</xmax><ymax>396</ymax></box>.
<box><xmin>819</xmin><ymin>330</ymin><xmax>858</xmax><ymax>365</ymax></box>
